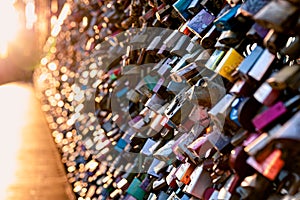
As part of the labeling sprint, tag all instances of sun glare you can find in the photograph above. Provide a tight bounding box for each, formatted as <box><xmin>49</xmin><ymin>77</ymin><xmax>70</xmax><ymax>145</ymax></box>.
<box><xmin>0</xmin><ymin>83</ymin><xmax>31</xmax><ymax>199</ymax></box>
<box><xmin>0</xmin><ymin>0</ymin><xmax>20</xmax><ymax>58</ymax></box>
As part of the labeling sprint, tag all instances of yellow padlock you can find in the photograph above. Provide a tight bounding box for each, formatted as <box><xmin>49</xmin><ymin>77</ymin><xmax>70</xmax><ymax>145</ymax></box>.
<box><xmin>215</xmin><ymin>48</ymin><xmax>244</xmax><ymax>82</ymax></box>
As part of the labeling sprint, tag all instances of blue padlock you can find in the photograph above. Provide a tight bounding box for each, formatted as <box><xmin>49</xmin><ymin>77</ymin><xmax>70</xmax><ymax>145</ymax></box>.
<box><xmin>230</xmin><ymin>98</ymin><xmax>244</xmax><ymax>127</ymax></box>
<box><xmin>214</xmin><ymin>5</ymin><xmax>241</xmax><ymax>31</ymax></box>
<box><xmin>173</xmin><ymin>0</ymin><xmax>193</xmax><ymax>21</ymax></box>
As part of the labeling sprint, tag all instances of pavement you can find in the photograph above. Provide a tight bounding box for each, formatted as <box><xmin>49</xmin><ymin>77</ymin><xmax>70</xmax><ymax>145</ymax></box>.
<box><xmin>0</xmin><ymin>83</ymin><xmax>75</xmax><ymax>200</ymax></box>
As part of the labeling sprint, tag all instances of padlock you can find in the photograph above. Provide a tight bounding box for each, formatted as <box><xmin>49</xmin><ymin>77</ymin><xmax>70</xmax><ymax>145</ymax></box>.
<box><xmin>164</xmin><ymin>94</ymin><xmax>194</xmax><ymax>125</ymax></box>
<box><xmin>215</xmin><ymin>48</ymin><xmax>244</xmax><ymax>82</ymax></box>
<box><xmin>230</xmin><ymin>146</ymin><xmax>255</xmax><ymax>175</ymax></box>
<box><xmin>186</xmin><ymin>49</ymin><xmax>203</xmax><ymax>63</ymax></box>
<box><xmin>229</xmin><ymin>97</ymin><xmax>244</xmax><ymax>127</ymax></box>
<box><xmin>244</xmin><ymin>132</ymin><xmax>271</xmax><ymax>159</ymax></box>
<box><xmin>126</xmin><ymin>89</ymin><xmax>141</xmax><ymax>104</ymax></box>
<box><xmin>266</xmin><ymin>172</ymin><xmax>300</xmax><ymax>199</ymax></box>
<box><xmin>204</xmin><ymin>49</ymin><xmax>225</xmax><ymax>71</ymax></box>
<box><xmin>175</xmin><ymin>162</ymin><xmax>195</xmax><ymax>184</ymax></box>
<box><xmin>157</xmin><ymin>191</ymin><xmax>170</xmax><ymax>200</ymax></box>
<box><xmin>152</xmin><ymin>176</ymin><xmax>168</xmax><ymax>191</ymax></box>
<box><xmin>157</xmin><ymin>44</ymin><xmax>169</xmax><ymax>59</ymax></box>
<box><xmin>155</xmin><ymin>58</ymin><xmax>172</xmax><ymax>76</ymax></box>
<box><xmin>238</xmin><ymin>45</ymin><xmax>264</xmax><ymax>76</ymax></box>
<box><xmin>147</xmin><ymin>192</ymin><xmax>157</xmax><ymax>200</ymax></box>
<box><xmin>172</xmin><ymin>0</ymin><xmax>193</xmax><ymax>21</ymax></box>
<box><xmin>190</xmin><ymin>122</ymin><xmax>206</xmax><ymax>139</ymax></box>
<box><xmin>146</xmin><ymin>30</ymin><xmax>170</xmax><ymax>55</ymax></box>
<box><xmin>166</xmin><ymin>166</ymin><xmax>178</xmax><ymax>189</ymax></box>
<box><xmin>185</xmin><ymin>166</ymin><xmax>212</xmax><ymax>199</ymax></box>
<box><xmin>128</xmin><ymin>115</ymin><xmax>145</xmax><ymax>132</ymax></box>
<box><xmin>194</xmin><ymin>49</ymin><xmax>214</xmax><ymax>68</ymax></box>
<box><xmin>171</xmin><ymin>63</ymin><xmax>201</xmax><ymax>82</ymax></box>
<box><xmin>141</xmin><ymin>138</ymin><xmax>161</xmax><ymax>156</ymax></box>
<box><xmin>144</xmin><ymin>74</ymin><xmax>160</xmax><ymax>91</ymax></box>
<box><xmin>248</xmin><ymin>48</ymin><xmax>275</xmax><ymax>82</ymax></box>
<box><xmin>228</xmin><ymin>147</ymin><xmax>255</xmax><ymax>194</ymax></box>
<box><xmin>246</xmin><ymin>23</ymin><xmax>269</xmax><ymax>41</ymax></box>
<box><xmin>126</xmin><ymin>177</ymin><xmax>146</xmax><ymax>200</ymax></box>
<box><xmin>186</xmin><ymin>66</ymin><xmax>215</xmax><ymax>85</ymax></box>
<box><xmin>175</xmin><ymin>133</ymin><xmax>199</xmax><ymax>163</ymax></box>
<box><xmin>170</xmin><ymin>36</ymin><xmax>191</xmax><ymax>56</ymax></box>
<box><xmin>200</xmin><ymin>25</ymin><xmax>221</xmax><ymax>49</ymax></box>
<box><xmin>183</xmin><ymin>37</ymin><xmax>197</xmax><ymax>54</ymax></box>
<box><xmin>168</xmin><ymin>56</ymin><xmax>180</xmax><ymax>68</ymax></box>
<box><xmin>218</xmin><ymin>30</ymin><xmax>243</xmax><ymax>46</ymax></box>
<box><xmin>150</xmin><ymin>114</ymin><xmax>166</xmax><ymax>133</ymax></box>
<box><xmin>200</xmin><ymin>0</ymin><xmax>224</xmax><ymax>16</ymax></box>
<box><xmin>145</xmin><ymin>93</ymin><xmax>166</xmax><ymax>111</ymax></box>
<box><xmin>186</xmin><ymin>76</ymin><xmax>226</xmax><ymax>108</ymax></box>
<box><xmin>280</xmin><ymin>36</ymin><xmax>300</xmax><ymax>61</ymax></box>
<box><xmin>208</xmin><ymin>94</ymin><xmax>236</xmax><ymax>131</ymax></box>
<box><xmin>267</xmin><ymin>112</ymin><xmax>300</xmax><ymax>174</ymax></box>
<box><xmin>235</xmin><ymin>173</ymin><xmax>272</xmax><ymax>199</ymax></box>
<box><xmin>207</xmin><ymin>128</ymin><xmax>233</xmax><ymax>154</ymax></box>
<box><xmin>253</xmin><ymin>0</ymin><xmax>300</xmax><ymax>33</ymax></box>
<box><xmin>187</xmin><ymin>9</ymin><xmax>215</xmax><ymax>38</ymax></box>
<box><xmin>239</xmin><ymin>0</ymin><xmax>271</xmax><ymax>17</ymax></box>
<box><xmin>263</xmin><ymin>29</ymin><xmax>290</xmax><ymax>55</ymax></box>
<box><xmin>237</xmin><ymin>97</ymin><xmax>262</xmax><ymax>131</ymax></box>
<box><xmin>153</xmin><ymin>140</ymin><xmax>177</xmax><ymax>163</ymax></box>
<box><xmin>229</xmin><ymin>78</ymin><xmax>256</xmax><ymax>97</ymax></box>
<box><xmin>247</xmin><ymin>148</ymin><xmax>284</xmax><ymax>181</ymax></box>
<box><xmin>117</xmin><ymin>177</ymin><xmax>130</xmax><ymax>190</ymax></box>
<box><xmin>187</xmin><ymin>0</ymin><xmax>203</xmax><ymax>15</ymax></box>
<box><xmin>163</xmin><ymin>30</ymin><xmax>183</xmax><ymax>50</ymax></box>
<box><xmin>140</xmin><ymin>175</ymin><xmax>154</xmax><ymax>192</ymax></box>
<box><xmin>217</xmin><ymin>175</ymin><xmax>235</xmax><ymax>200</ymax></box>
<box><xmin>252</xmin><ymin>95</ymin><xmax>300</xmax><ymax>131</ymax></box>
<box><xmin>166</xmin><ymin>80</ymin><xmax>189</xmax><ymax>94</ymax></box>
<box><xmin>253</xmin><ymin>82</ymin><xmax>280</xmax><ymax>106</ymax></box>
<box><xmin>188</xmin><ymin>135</ymin><xmax>214</xmax><ymax>160</ymax></box>
<box><xmin>147</xmin><ymin>158</ymin><xmax>162</xmax><ymax>178</ymax></box>
<box><xmin>156</xmin><ymin>4</ymin><xmax>172</xmax><ymax>22</ymax></box>
<box><xmin>214</xmin><ymin>5</ymin><xmax>241</xmax><ymax>31</ymax></box>
<box><xmin>267</xmin><ymin>64</ymin><xmax>300</xmax><ymax>91</ymax></box>
<box><xmin>172</xmin><ymin>133</ymin><xmax>191</xmax><ymax>161</ymax></box>
<box><xmin>139</xmin><ymin>7</ymin><xmax>158</xmax><ymax>24</ymax></box>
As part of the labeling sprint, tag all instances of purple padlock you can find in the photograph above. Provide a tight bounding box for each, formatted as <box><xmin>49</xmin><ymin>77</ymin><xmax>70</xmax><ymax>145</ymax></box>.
<box><xmin>187</xmin><ymin>9</ymin><xmax>215</xmax><ymax>37</ymax></box>
<box><xmin>252</xmin><ymin>95</ymin><xmax>300</xmax><ymax>131</ymax></box>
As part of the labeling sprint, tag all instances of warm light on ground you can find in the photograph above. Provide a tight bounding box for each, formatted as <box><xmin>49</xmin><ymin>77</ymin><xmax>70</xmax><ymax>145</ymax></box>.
<box><xmin>0</xmin><ymin>0</ymin><xmax>20</xmax><ymax>58</ymax></box>
<box><xmin>0</xmin><ymin>83</ymin><xmax>31</xmax><ymax>199</ymax></box>
<box><xmin>0</xmin><ymin>83</ymin><xmax>75</xmax><ymax>199</ymax></box>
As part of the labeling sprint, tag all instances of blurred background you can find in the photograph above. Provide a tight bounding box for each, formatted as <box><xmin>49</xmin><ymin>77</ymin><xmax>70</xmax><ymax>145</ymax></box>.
<box><xmin>0</xmin><ymin>1</ymin><xmax>76</xmax><ymax>199</ymax></box>
<box><xmin>0</xmin><ymin>0</ymin><xmax>66</xmax><ymax>84</ymax></box>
